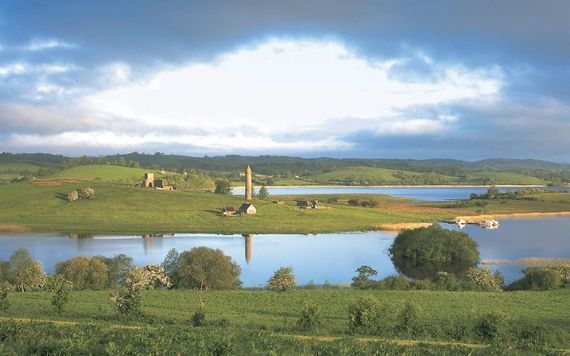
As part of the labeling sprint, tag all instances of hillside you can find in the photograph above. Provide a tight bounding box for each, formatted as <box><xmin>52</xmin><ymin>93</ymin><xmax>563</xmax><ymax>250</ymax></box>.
<box><xmin>309</xmin><ymin>166</ymin><xmax>455</xmax><ymax>185</ymax></box>
<box><xmin>50</xmin><ymin>165</ymin><xmax>167</xmax><ymax>182</ymax></box>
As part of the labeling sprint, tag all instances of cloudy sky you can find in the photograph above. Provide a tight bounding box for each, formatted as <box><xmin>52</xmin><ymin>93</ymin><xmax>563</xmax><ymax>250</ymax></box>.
<box><xmin>1</xmin><ymin>1</ymin><xmax>569</xmax><ymax>161</ymax></box>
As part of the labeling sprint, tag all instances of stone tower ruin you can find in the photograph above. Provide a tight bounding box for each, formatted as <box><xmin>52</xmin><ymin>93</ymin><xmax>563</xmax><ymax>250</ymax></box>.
<box><xmin>245</xmin><ymin>164</ymin><xmax>253</xmax><ymax>201</ymax></box>
<box><xmin>143</xmin><ymin>173</ymin><xmax>155</xmax><ymax>188</ymax></box>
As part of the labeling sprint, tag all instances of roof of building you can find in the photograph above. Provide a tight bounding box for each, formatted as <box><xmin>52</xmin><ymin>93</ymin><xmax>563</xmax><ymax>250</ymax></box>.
<box><xmin>239</xmin><ymin>203</ymin><xmax>255</xmax><ymax>211</ymax></box>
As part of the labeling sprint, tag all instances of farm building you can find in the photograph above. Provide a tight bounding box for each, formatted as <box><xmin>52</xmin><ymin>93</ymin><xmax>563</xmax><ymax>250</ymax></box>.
<box><xmin>238</xmin><ymin>203</ymin><xmax>256</xmax><ymax>215</ymax></box>
<box><xmin>142</xmin><ymin>173</ymin><xmax>174</xmax><ymax>190</ymax></box>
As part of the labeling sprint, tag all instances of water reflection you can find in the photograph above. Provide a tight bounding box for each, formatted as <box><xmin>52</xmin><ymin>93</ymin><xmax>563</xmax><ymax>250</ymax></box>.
<box><xmin>1</xmin><ymin>217</ymin><xmax>568</xmax><ymax>286</ymax></box>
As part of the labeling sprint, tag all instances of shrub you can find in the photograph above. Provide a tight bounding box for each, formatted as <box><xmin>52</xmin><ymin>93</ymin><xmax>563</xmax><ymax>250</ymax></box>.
<box><xmin>191</xmin><ymin>309</ymin><xmax>207</xmax><ymax>327</ymax></box>
<box><xmin>380</xmin><ymin>275</ymin><xmax>409</xmax><ymax>290</ymax></box>
<box><xmin>396</xmin><ymin>302</ymin><xmax>421</xmax><ymax>335</ymax></box>
<box><xmin>550</xmin><ymin>264</ymin><xmax>569</xmax><ymax>286</ymax></box>
<box><xmin>516</xmin><ymin>325</ymin><xmax>556</xmax><ymax>351</ymax></box>
<box><xmin>267</xmin><ymin>267</ymin><xmax>297</xmax><ymax>291</ymax></box>
<box><xmin>109</xmin><ymin>269</ymin><xmax>146</xmax><ymax>318</ymax></box>
<box><xmin>326</xmin><ymin>197</ymin><xmax>338</xmax><ymax>203</ymax></box>
<box><xmin>523</xmin><ymin>268</ymin><xmax>561</xmax><ymax>290</ymax></box>
<box><xmin>475</xmin><ymin>312</ymin><xmax>510</xmax><ymax>343</ymax></box>
<box><xmin>432</xmin><ymin>272</ymin><xmax>461</xmax><ymax>291</ymax></box>
<box><xmin>79</xmin><ymin>187</ymin><xmax>95</xmax><ymax>199</ymax></box>
<box><xmin>409</xmin><ymin>279</ymin><xmax>433</xmax><ymax>290</ymax></box>
<box><xmin>50</xmin><ymin>276</ymin><xmax>73</xmax><ymax>314</ymax></box>
<box><xmin>94</xmin><ymin>254</ymin><xmax>134</xmax><ymax>288</ymax></box>
<box><xmin>347</xmin><ymin>199</ymin><xmax>360</xmax><ymax>206</ymax></box>
<box><xmin>296</xmin><ymin>302</ymin><xmax>322</xmax><ymax>332</ymax></box>
<box><xmin>55</xmin><ymin>256</ymin><xmax>109</xmax><ymax>290</ymax></box>
<box><xmin>346</xmin><ymin>296</ymin><xmax>381</xmax><ymax>335</ymax></box>
<box><xmin>67</xmin><ymin>190</ymin><xmax>79</xmax><ymax>202</ymax></box>
<box><xmin>0</xmin><ymin>282</ymin><xmax>11</xmax><ymax>312</ymax></box>
<box><xmin>464</xmin><ymin>267</ymin><xmax>503</xmax><ymax>291</ymax></box>
<box><xmin>178</xmin><ymin>247</ymin><xmax>241</xmax><ymax>290</ymax></box>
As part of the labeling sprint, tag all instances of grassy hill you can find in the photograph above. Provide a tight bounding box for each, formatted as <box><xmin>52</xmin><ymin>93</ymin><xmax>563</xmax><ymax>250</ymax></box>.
<box><xmin>309</xmin><ymin>166</ymin><xmax>455</xmax><ymax>185</ymax></box>
<box><xmin>462</xmin><ymin>172</ymin><xmax>547</xmax><ymax>185</ymax></box>
<box><xmin>49</xmin><ymin>165</ymin><xmax>168</xmax><ymax>182</ymax></box>
<box><xmin>2</xmin><ymin>289</ymin><xmax>569</xmax><ymax>353</ymax></box>
<box><xmin>1</xmin><ymin>181</ymin><xmax>569</xmax><ymax>234</ymax></box>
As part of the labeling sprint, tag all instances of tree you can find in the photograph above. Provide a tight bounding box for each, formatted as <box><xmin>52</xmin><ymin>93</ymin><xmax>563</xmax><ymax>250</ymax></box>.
<box><xmin>296</xmin><ymin>302</ymin><xmax>322</xmax><ymax>332</ymax></box>
<box><xmin>464</xmin><ymin>267</ymin><xmax>504</xmax><ymax>291</ymax></box>
<box><xmin>389</xmin><ymin>225</ymin><xmax>480</xmax><ymax>279</ymax></box>
<box><xmin>110</xmin><ymin>269</ymin><xmax>144</xmax><ymax>318</ymax></box>
<box><xmin>50</xmin><ymin>276</ymin><xmax>73</xmax><ymax>314</ymax></box>
<box><xmin>257</xmin><ymin>185</ymin><xmax>269</xmax><ymax>200</ymax></box>
<box><xmin>267</xmin><ymin>267</ymin><xmax>297</xmax><ymax>291</ymax></box>
<box><xmin>161</xmin><ymin>248</ymin><xmax>180</xmax><ymax>288</ymax></box>
<box><xmin>55</xmin><ymin>256</ymin><xmax>109</xmax><ymax>290</ymax></box>
<box><xmin>177</xmin><ymin>247</ymin><xmax>241</xmax><ymax>290</ymax></box>
<box><xmin>67</xmin><ymin>190</ymin><xmax>79</xmax><ymax>202</ymax></box>
<box><xmin>214</xmin><ymin>179</ymin><xmax>232</xmax><ymax>194</ymax></box>
<box><xmin>95</xmin><ymin>254</ymin><xmax>134</xmax><ymax>288</ymax></box>
<box><xmin>351</xmin><ymin>265</ymin><xmax>378</xmax><ymax>289</ymax></box>
<box><xmin>8</xmin><ymin>249</ymin><xmax>47</xmax><ymax>292</ymax></box>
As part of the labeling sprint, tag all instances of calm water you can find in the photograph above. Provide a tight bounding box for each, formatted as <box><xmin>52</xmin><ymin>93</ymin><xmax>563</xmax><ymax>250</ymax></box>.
<box><xmin>232</xmin><ymin>186</ymin><xmax>531</xmax><ymax>201</ymax></box>
<box><xmin>1</xmin><ymin>217</ymin><xmax>568</xmax><ymax>287</ymax></box>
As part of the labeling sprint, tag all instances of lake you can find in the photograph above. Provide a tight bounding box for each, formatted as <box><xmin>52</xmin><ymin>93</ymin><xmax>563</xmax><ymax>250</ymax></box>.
<box><xmin>232</xmin><ymin>186</ymin><xmax>534</xmax><ymax>201</ymax></box>
<box><xmin>1</xmin><ymin>216</ymin><xmax>568</xmax><ymax>287</ymax></box>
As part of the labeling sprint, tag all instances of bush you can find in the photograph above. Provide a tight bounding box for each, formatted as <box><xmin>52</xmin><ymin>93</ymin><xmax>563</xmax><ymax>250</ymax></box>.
<box><xmin>464</xmin><ymin>267</ymin><xmax>503</xmax><ymax>291</ymax></box>
<box><xmin>267</xmin><ymin>267</ymin><xmax>297</xmax><ymax>291</ymax></box>
<box><xmin>346</xmin><ymin>296</ymin><xmax>382</xmax><ymax>335</ymax></box>
<box><xmin>506</xmin><ymin>267</ymin><xmax>562</xmax><ymax>291</ymax></box>
<box><xmin>67</xmin><ymin>190</ymin><xmax>79</xmax><ymax>202</ymax></box>
<box><xmin>109</xmin><ymin>269</ymin><xmax>146</xmax><ymax>318</ymax></box>
<box><xmin>79</xmin><ymin>187</ymin><xmax>95</xmax><ymax>199</ymax></box>
<box><xmin>326</xmin><ymin>197</ymin><xmax>338</xmax><ymax>204</ymax></box>
<box><xmin>347</xmin><ymin>199</ymin><xmax>360</xmax><ymax>206</ymax></box>
<box><xmin>516</xmin><ymin>325</ymin><xmax>556</xmax><ymax>351</ymax></box>
<box><xmin>0</xmin><ymin>282</ymin><xmax>11</xmax><ymax>312</ymax></box>
<box><xmin>55</xmin><ymin>256</ymin><xmax>109</xmax><ymax>290</ymax></box>
<box><xmin>177</xmin><ymin>247</ymin><xmax>241</xmax><ymax>290</ymax></box>
<box><xmin>8</xmin><ymin>249</ymin><xmax>47</xmax><ymax>292</ymax></box>
<box><xmin>432</xmin><ymin>272</ymin><xmax>461</xmax><ymax>291</ymax></box>
<box><xmin>191</xmin><ymin>309</ymin><xmax>206</xmax><ymax>327</ymax></box>
<box><xmin>409</xmin><ymin>279</ymin><xmax>433</xmax><ymax>290</ymax></box>
<box><xmin>257</xmin><ymin>185</ymin><xmax>269</xmax><ymax>199</ymax></box>
<box><xmin>396</xmin><ymin>302</ymin><xmax>421</xmax><ymax>335</ymax></box>
<box><xmin>296</xmin><ymin>302</ymin><xmax>322</xmax><ymax>332</ymax></box>
<box><xmin>475</xmin><ymin>312</ymin><xmax>510</xmax><ymax>343</ymax></box>
<box><xmin>380</xmin><ymin>275</ymin><xmax>409</xmax><ymax>290</ymax></box>
<box><xmin>50</xmin><ymin>276</ymin><xmax>73</xmax><ymax>314</ymax></box>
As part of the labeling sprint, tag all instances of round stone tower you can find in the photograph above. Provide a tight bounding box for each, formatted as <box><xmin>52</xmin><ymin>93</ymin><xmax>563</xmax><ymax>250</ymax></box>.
<box><xmin>245</xmin><ymin>164</ymin><xmax>253</xmax><ymax>200</ymax></box>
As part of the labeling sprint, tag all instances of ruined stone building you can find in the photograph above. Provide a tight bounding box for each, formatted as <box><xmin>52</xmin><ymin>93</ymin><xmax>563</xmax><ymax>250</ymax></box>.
<box><xmin>245</xmin><ymin>164</ymin><xmax>253</xmax><ymax>201</ymax></box>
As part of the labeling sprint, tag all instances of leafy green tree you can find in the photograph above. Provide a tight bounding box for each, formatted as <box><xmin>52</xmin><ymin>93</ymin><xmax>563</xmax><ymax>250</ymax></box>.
<box><xmin>214</xmin><ymin>179</ymin><xmax>232</xmax><ymax>194</ymax></box>
<box><xmin>177</xmin><ymin>247</ymin><xmax>241</xmax><ymax>289</ymax></box>
<box><xmin>389</xmin><ymin>225</ymin><xmax>480</xmax><ymax>279</ymax></box>
<box><xmin>464</xmin><ymin>267</ymin><xmax>504</xmax><ymax>291</ymax></box>
<box><xmin>257</xmin><ymin>185</ymin><xmax>269</xmax><ymax>199</ymax></box>
<box><xmin>95</xmin><ymin>254</ymin><xmax>134</xmax><ymax>288</ymax></box>
<box><xmin>50</xmin><ymin>276</ymin><xmax>73</xmax><ymax>314</ymax></box>
<box><xmin>161</xmin><ymin>248</ymin><xmax>180</xmax><ymax>288</ymax></box>
<box><xmin>55</xmin><ymin>256</ymin><xmax>108</xmax><ymax>290</ymax></box>
<box><xmin>507</xmin><ymin>268</ymin><xmax>562</xmax><ymax>291</ymax></box>
<box><xmin>351</xmin><ymin>265</ymin><xmax>378</xmax><ymax>289</ymax></box>
<box><xmin>267</xmin><ymin>267</ymin><xmax>297</xmax><ymax>291</ymax></box>
<box><xmin>8</xmin><ymin>249</ymin><xmax>47</xmax><ymax>292</ymax></box>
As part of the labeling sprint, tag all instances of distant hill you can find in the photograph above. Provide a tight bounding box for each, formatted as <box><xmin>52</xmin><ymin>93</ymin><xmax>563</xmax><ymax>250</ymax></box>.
<box><xmin>1</xmin><ymin>152</ymin><xmax>569</xmax><ymax>185</ymax></box>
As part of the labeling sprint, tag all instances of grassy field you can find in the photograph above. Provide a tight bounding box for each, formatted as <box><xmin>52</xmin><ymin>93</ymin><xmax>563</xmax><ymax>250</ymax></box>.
<box><xmin>308</xmin><ymin>166</ymin><xmax>454</xmax><ymax>184</ymax></box>
<box><xmin>49</xmin><ymin>164</ymin><xmax>177</xmax><ymax>182</ymax></box>
<box><xmin>1</xmin><ymin>289</ymin><xmax>568</xmax><ymax>353</ymax></box>
<box><xmin>462</xmin><ymin>171</ymin><xmax>547</xmax><ymax>185</ymax></box>
<box><xmin>0</xmin><ymin>179</ymin><xmax>569</xmax><ymax>234</ymax></box>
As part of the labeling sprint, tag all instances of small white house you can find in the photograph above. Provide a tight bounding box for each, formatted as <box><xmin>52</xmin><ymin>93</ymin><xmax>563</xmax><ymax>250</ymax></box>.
<box><xmin>238</xmin><ymin>203</ymin><xmax>256</xmax><ymax>215</ymax></box>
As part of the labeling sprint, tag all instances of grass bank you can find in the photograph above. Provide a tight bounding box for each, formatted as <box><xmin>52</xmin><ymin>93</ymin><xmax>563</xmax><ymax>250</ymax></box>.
<box><xmin>0</xmin><ymin>181</ymin><xmax>569</xmax><ymax>234</ymax></box>
<box><xmin>1</xmin><ymin>289</ymin><xmax>568</xmax><ymax>353</ymax></box>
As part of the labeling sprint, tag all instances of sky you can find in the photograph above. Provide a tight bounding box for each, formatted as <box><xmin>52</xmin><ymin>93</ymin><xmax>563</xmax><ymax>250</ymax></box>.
<box><xmin>0</xmin><ymin>1</ymin><xmax>569</xmax><ymax>161</ymax></box>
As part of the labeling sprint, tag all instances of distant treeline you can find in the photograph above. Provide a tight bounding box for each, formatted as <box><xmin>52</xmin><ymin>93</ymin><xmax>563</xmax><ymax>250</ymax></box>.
<box><xmin>2</xmin><ymin>152</ymin><xmax>570</xmax><ymax>184</ymax></box>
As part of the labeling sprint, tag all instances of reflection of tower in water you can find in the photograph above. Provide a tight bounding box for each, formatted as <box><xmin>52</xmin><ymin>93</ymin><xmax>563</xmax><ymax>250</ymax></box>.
<box><xmin>243</xmin><ymin>234</ymin><xmax>253</xmax><ymax>264</ymax></box>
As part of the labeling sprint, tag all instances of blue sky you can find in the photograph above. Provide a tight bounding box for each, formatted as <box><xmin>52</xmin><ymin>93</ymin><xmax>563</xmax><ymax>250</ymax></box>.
<box><xmin>0</xmin><ymin>1</ymin><xmax>569</xmax><ymax>161</ymax></box>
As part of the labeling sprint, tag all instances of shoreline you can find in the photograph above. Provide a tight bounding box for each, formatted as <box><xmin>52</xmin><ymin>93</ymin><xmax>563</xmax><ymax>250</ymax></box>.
<box><xmin>234</xmin><ymin>184</ymin><xmax>547</xmax><ymax>189</ymax></box>
<box><xmin>452</xmin><ymin>211</ymin><xmax>570</xmax><ymax>223</ymax></box>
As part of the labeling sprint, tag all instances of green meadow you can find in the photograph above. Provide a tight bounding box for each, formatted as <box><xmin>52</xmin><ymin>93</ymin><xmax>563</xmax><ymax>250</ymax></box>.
<box><xmin>1</xmin><ymin>289</ymin><xmax>569</xmax><ymax>354</ymax></box>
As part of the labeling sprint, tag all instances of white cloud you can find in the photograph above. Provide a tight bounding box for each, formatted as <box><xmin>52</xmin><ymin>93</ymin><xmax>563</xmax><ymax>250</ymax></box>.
<box><xmin>0</xmin><ymin>62</ymin><xmax>76</xmax><ymax>77</ymax></box>
<box><xmin>84</xmin><ymin>39</ymin><xmax>501</xmax><ymax>136</ymax></box>
<box><xmin>25</xmin><ymin>38</ymin><xmax>75</xmax><ymax>51</ymax></box>
<box><xmin>3</xmin><ymin>38</ymin><xmax>505</xmax><ymax>154</ymax></box>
